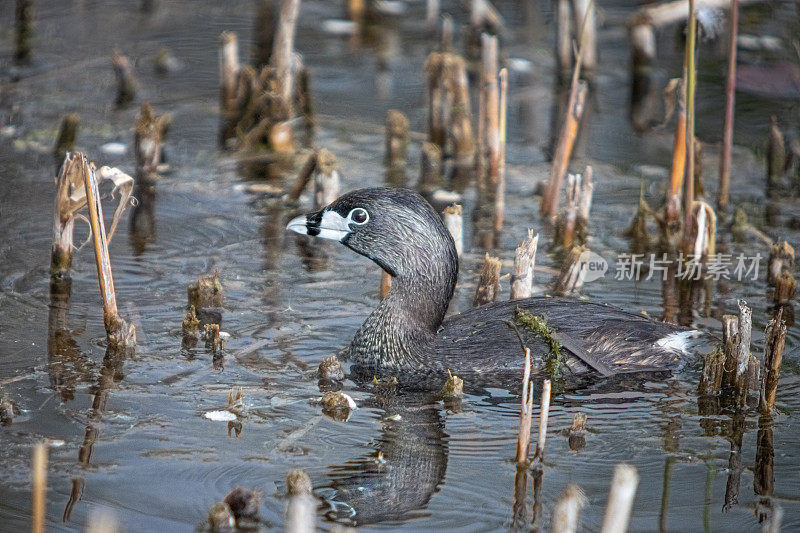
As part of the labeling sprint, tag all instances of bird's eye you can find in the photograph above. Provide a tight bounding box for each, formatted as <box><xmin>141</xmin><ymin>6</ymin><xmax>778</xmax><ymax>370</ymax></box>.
<box><xmin>349</xmin><ymin>208</ymin><xmax>369</xmax><ymax>225</ymax></box>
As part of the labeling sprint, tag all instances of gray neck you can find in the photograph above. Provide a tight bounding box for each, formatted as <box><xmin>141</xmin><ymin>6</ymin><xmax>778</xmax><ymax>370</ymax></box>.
<box><xmin>348</xmin><ymin>239</ymin><xmax>458</xmax><ymax>372</ymax></box>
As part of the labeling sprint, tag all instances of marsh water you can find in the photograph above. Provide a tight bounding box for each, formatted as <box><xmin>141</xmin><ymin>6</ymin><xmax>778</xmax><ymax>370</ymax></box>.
<box><xmin>1</xmin><ymin>0</ymin><xmax>800</xmax><ymax>531</ymax></box>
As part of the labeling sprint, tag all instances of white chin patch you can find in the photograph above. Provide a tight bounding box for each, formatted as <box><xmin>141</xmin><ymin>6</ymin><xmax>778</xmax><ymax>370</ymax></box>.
<box><xmin>286</xmin><ymin>210</ymin><xmax>351</xmax><ymax>242</ymax></box>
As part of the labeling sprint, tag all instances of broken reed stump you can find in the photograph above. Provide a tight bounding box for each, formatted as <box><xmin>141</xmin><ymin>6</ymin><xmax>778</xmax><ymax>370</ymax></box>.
<box><xmin>767</xmin><ymin>116</ymin><xmax>785</xmax><ymax>193</ymax></box>
<box><xmin>385</xmin><ymin>109</ymin><xmax>409</xmax><ymax>167</ymax></box>
<box><xmin>601</xmin><ymin>464</ymin><xmax>639</xmax><ymax>533</ymax></box>
<box><xmin>284</xmin><ymin>469</ymin><xmax>316</xmax><ymax>532</ymax></box>
<box><xmin>481</xmin><ymin>34</ymin><xmax>500</xmax><ymax>187</ymax></box>
<box><xmin>313</xmin><ymin>149</ymin><xmax>340</xmax><ymax>209</ymax></box>
<box><xmin>551</xmin><ymin>484</ymin><xmax>587</xmax><ymax>533</ymax></box>
<box><xmin>54</xmin><ymin>114</ymin><xmax>79</xmax><ymax>172</ymax></box>
<box><xmin>515</xmin><ymin>348</ymin><xmax>534</xmax><ymax>464</ymax></box>
<box><xmin>510</xmin><ymin>230</ymin><xmax>538</xmax><ymax>299</ymax></box>
<box><xmin>187</xmin><ymin>273</ymin><xmax>224</xmax><ymax>310</ymax></box>
<box><xmin>219</xmin><ymin>32</ymin><xmax>240</xmax><ymax>143</ymax></box>
<box><xmin>555</xmin><ymin>245</ymin><xmax>589</xmax><ymax>295</ymax></box>
<box><xmin>134</xmin><ymin>102</ymin><xmax>171</xmax><ymax>183</ymax></box>
<box><xmin>664</xmin><ymin>78</ymin><xmax>686</xmax><ymax>240</ymax></box>
<box><xmin>111</xmin><ymin>50</ymin><xmax>137</xmax><ymax>107</ymax></box>
<box><xmin>571</xmin><ymin>0</ymin><xmax>597</xmax><ymax>71</ymax></box>
<box><xmin>717</xmin><ymin>0</ymin><xmax>739</xmax><ymax>211</ymax></box>
<box><xmin>52</xmin><ymin>155</ymin><xmax>80</xmax><ymax>278</ymax></box>
<box><xmin>774</xmin><ymin>271</ymin><xmax>797</xmax><ymax>303</ymax></box>
<box><xmin>425</xmin><ymin>50</ymin><xmax>474</xmax><ymax>160</ymax></box>
<box><xmin>442</xmin><ymin>204</ymin><xmax>463</xmax><ymax>257</ymax></box>
<box><xmin>556</xmin><ymin>0</ymin><xmax>573</xmax><ymax>74</ymax></box>
<box><xmin>286</xmin><ymin>151</ymin><xmax>318</xmax><ymax>203</ymax></box>
<box><xmin>465</xmin><ymin>0</ymin><xmax>503</xmax><ymax>61</ymax></box>
<box><xmin>556</xmin><ymin>167</ymin><xmax>593</xmax><ymax>249</ymax></box>
<box><xmin>684</xmin><ymin>200</ymin><xmax>716</xmax><ymax>259</ymax></box>
<box><xmin>760</xmin><ymin>308</ymin><xmax>787</xmax><ymax>413</ymax></box>
<box><xmin>82</xmin><ymin>157</ymin><xmax>136</xmax><ymax>348</ymax></box>
<box><xmin>493</xmin><ymin>67</ymin><xmax>508</xmax><ymax>232</ymax></box>
<box><xmin>420</xmin><ymin>142</ymin><xmax>443</xmax><ymax>194</ymax></box>
<box><xmin>253</xmin><ymin>0</ymin><xmax>275</xmax><ymax>68</ymax></box>
<box><xmin>15</xmin><ymin>0</ymin><xmax>33</xmax><ymax>65</ymax></box>
<box><xmin>473</xmin><ymin>253</ymin><xmax>501</xmax><ymax>306</ymax></box>
<box><xmin>205</xmin><ymin>323</ymin><xmax>224</xmax><ymax>352</ymax></box>
<box><xmin>542</xmin><ymin>81</ymin><xmax>588</xmax><ymax>219</ymax></box>
<box><xmin>767</xmin><ymin>241</ymin><xmax>794</xmax><ymax>286</ymax></box>
<box><xmin>270</xmin><ymin>0</ymin><xmax>301</xmax><ymax>121</ymax></box>
<box><xmin>706</xmin><ymin>301</ymin><xmax>758</xmax><ymax>406</ymax></box>
<box><xmin>32</xmin><ymin>442</ymin><xmax>47</xmax><ymax>533</ymax></box>
<box><xmin>568</xmin><ymin>412</ymin><xmax>587</xmax><ymax>451</ymax></box>
<box><xmin>534</xmin><ymin>379</ymin><xmax>552</xmax><ymax>462</ymax></box>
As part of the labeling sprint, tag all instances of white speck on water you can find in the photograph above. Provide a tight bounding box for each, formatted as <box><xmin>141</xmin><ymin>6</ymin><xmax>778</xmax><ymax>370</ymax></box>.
<box><xmin>101</xmin><ymin>142</ymin><xmax>127</xmax><ymax>156</ymax></box>
<box><xmin>204</xmin><ymin>410</ymin><xmax>237</xmax><ymax>422</ymax></box>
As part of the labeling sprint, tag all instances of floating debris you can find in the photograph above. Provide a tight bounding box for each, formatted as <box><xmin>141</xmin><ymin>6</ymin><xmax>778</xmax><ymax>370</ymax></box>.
<box><xmin>473</xmin><ymin>253</ymin><xmax>501</xmax><ymax>306</ymax></box>
<box><xmin>206</xmin><ymin>501</ymin><xmax>235</xmax><ymax>531</ymax></box>
<box><xmin>319</xmin><ymin>391</ymin><xmax>356</xmax><ymax>421</ymax></box>
<box><xmin>223</xmin><ymin>486</ymin><xmax>264</xmax><ymax>526</ymax></box>
<box><xmin>568</xmin><ymin>412</ymin><xmax>587</xmax><ymax>451</ymax></box>
<box><xmin>318</xmin><ymin>355</ymin><xmax>345</xmax><ymax>382</ymax></box>
<box><xmin>440</xmin><ymin>369</ymin><xmax>464</xmax><ymax>400</ymax></box>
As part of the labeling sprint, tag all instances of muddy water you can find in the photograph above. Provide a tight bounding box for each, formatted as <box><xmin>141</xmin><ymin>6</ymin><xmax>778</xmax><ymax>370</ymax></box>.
<box><xmin>1</xmin><ymin>0</ymin><xmax>799</xmax><ymax>531</ymax></box>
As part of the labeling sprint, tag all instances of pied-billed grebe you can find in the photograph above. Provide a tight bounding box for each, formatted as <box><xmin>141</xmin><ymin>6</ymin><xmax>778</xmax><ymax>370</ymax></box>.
<box><xmin>288</xmin><ymin>187</ymin><xmax>699</xmax><ymax>386</ymax></box>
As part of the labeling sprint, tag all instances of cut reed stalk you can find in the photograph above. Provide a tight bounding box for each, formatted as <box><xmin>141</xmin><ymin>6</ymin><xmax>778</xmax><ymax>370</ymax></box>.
<box><xmin>426</xmin><ymin>0</ymin><xmax>439</xmax><ymax>27</ymax></box>
<box><xmin>759</xmin><ymin>308</ymin><xmax>787</xmax><ymax>413</ymax></box>
<box><xmin>313</xmin><ymin>149</ymin><xmax>339</xmax><ymax>209</ymax></box>
<box><xmin>600</xmin><ymin>464</ymin><xmax>639</xmax><ymax>533</ymax></box>
<box><xmin>717</xmin><ymin>0</ymin><xmax>738</xmax><ymax>211</ymax></box>
<box><xmin>283</xmin><ymin>469</ymin><xmax>315</xmax><ymax>533</ymax></box>
<box><xmin>385</xmin><ymin>110</ymin><xmax>409</xmax><ymax>167</ymax></box>
<box><xmin>556</xmin><ymin>245</ymin><xmax>589</xmax><ymax>295</ymax></box>
<box><xmin>665</xmin><ymin>78</ymin><xmax>686</xmax><ymax>236</ymax></box>
<box><xmin>52</xmin><ymin>155</ymin><xmax>80</xmax><ymax>278</ymax></box>
<box><xmin>571</xmin><ymin>0</ymin><xmax>596</xmax><ymax>71</ymax></box>
<box><xmin>220</xmin><ymin>32</ymin><xmax>240</xmax><ymax>120</ymax></box>
<box><xmin>442</xmin><ymin>204</ymin><xmax>463</xmax><ymax>257</ymax></box>
<box><xmin>473</xmin><ymin>253</ymin><xmax>501</xmax><ymax>306</ymax></box>
<box><xmin>556</xmin><ymin>0</ymin><xmax>573</xmax><ymax>73</ymax></box>
<box><xmin>111</xmin><ymin>50</ymin><xmax>137</xmax><ymax>107</ymax></box>
<box><xmin>511</xmin><ymin>230</ymin><xmax>538</xmax><ymax>299</ymax></box>
<box><xmin>15</xmin><ymin>0</ymin><xmax>33</xmax><ymax>65</ymax></box>
<box><xmin>32</xmin><ymin>442</ymin><xmax>47</xmax><ymax>533</ymax></box>
<box><xmin>534</xmin><ymin>379</ymin><xmax>551</xmax><ymax>462</ymax></box>
<box><xmin>54</xmin><ymin>114</ymin><xmax>79</xmax><ymax>172</ymax></box>
<box><xmin>270</xmin><ymin>0</ymin><xmax>301</xmax><ymax>121</ymax></box>
<box><xmin>733</xmin><ymin>301</ymin><xmax>753</xmax><ymax>407</ymax></box>
<box><xmin>720</xmin><ymin>313</ymin><xmax>740</xmax><ymax>391</ymax></box>
<box><xmin>767</xmin><ymin>240</ymin><xmax>794</xmax><ymax>286</ymax></box>
<box><xmin>774</xmin><ymin>271</ymin><xmax>796</xmax><ymax>303</ymax></box>
<box><xmin>82</xmin><ymin>156</ymin><xmax>135</xmax><ymax>348</ymax></box>
<box><xmin>551</xmin><ymin>484</ymin><xmax>587</xmax><ymax>533</ymax></box>
<box><xmin>558</xmin><ymin>167</ymin><xmax>594</xmax><ymax>248</ymax></box>
<box><xmin>134</xmin><ymin>102</ymin><xmax>170</xmax><ymax>183</ymax></box>
<box><xmin>494</xmin><ymin>68</ymin><xmax>508</xmax><ymax>232</ymax></box>
<box><xmin>682</xmin><ymin>0</ymin><xmax>697</xmax><ymax>252</ymax></box>
<box><xmin>420</xmin><ymin>142</ymin><xmax>443</xmax><ymax>193</ymax></box>
<box><xmin>767</xmin><ymin>116</ymin><xmax>785</xmax><ymax>193</ymax></box>
<box><xmin>515</xmin><ymin>348</ymin><xmax>534</xmax><ymax>464</ymax></box>
<box><xmin>287</xmin><ymin>151</ymin><xmax>318</xmax><ymax>203</ymax></box>
<box><xmin>254</xmin><ymin>0</ymin><xmax>275</xmax><ymax>68</ymax></box>
<box><xmin>483</xmin><ymin>34</ymin><xmax>500</xmax><ymax>187</ymax></box>
<box><xmin>542</xmin><ymin>81</ymin><xmax>588</xmax><ymax>219</ymax></box>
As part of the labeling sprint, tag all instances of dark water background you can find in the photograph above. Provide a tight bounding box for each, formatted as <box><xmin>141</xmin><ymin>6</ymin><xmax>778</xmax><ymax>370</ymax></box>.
<box><xmin>0</xmin><ymin>0</ymin><xmax>799</xmax><ymax>531</ymax></box>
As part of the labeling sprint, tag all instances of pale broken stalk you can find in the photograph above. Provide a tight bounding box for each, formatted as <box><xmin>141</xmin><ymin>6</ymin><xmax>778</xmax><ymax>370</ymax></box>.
<box><xmin>79</xmin><ymin>154</ymin><xmax>136</xmax><ymax>348</ymax></box>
